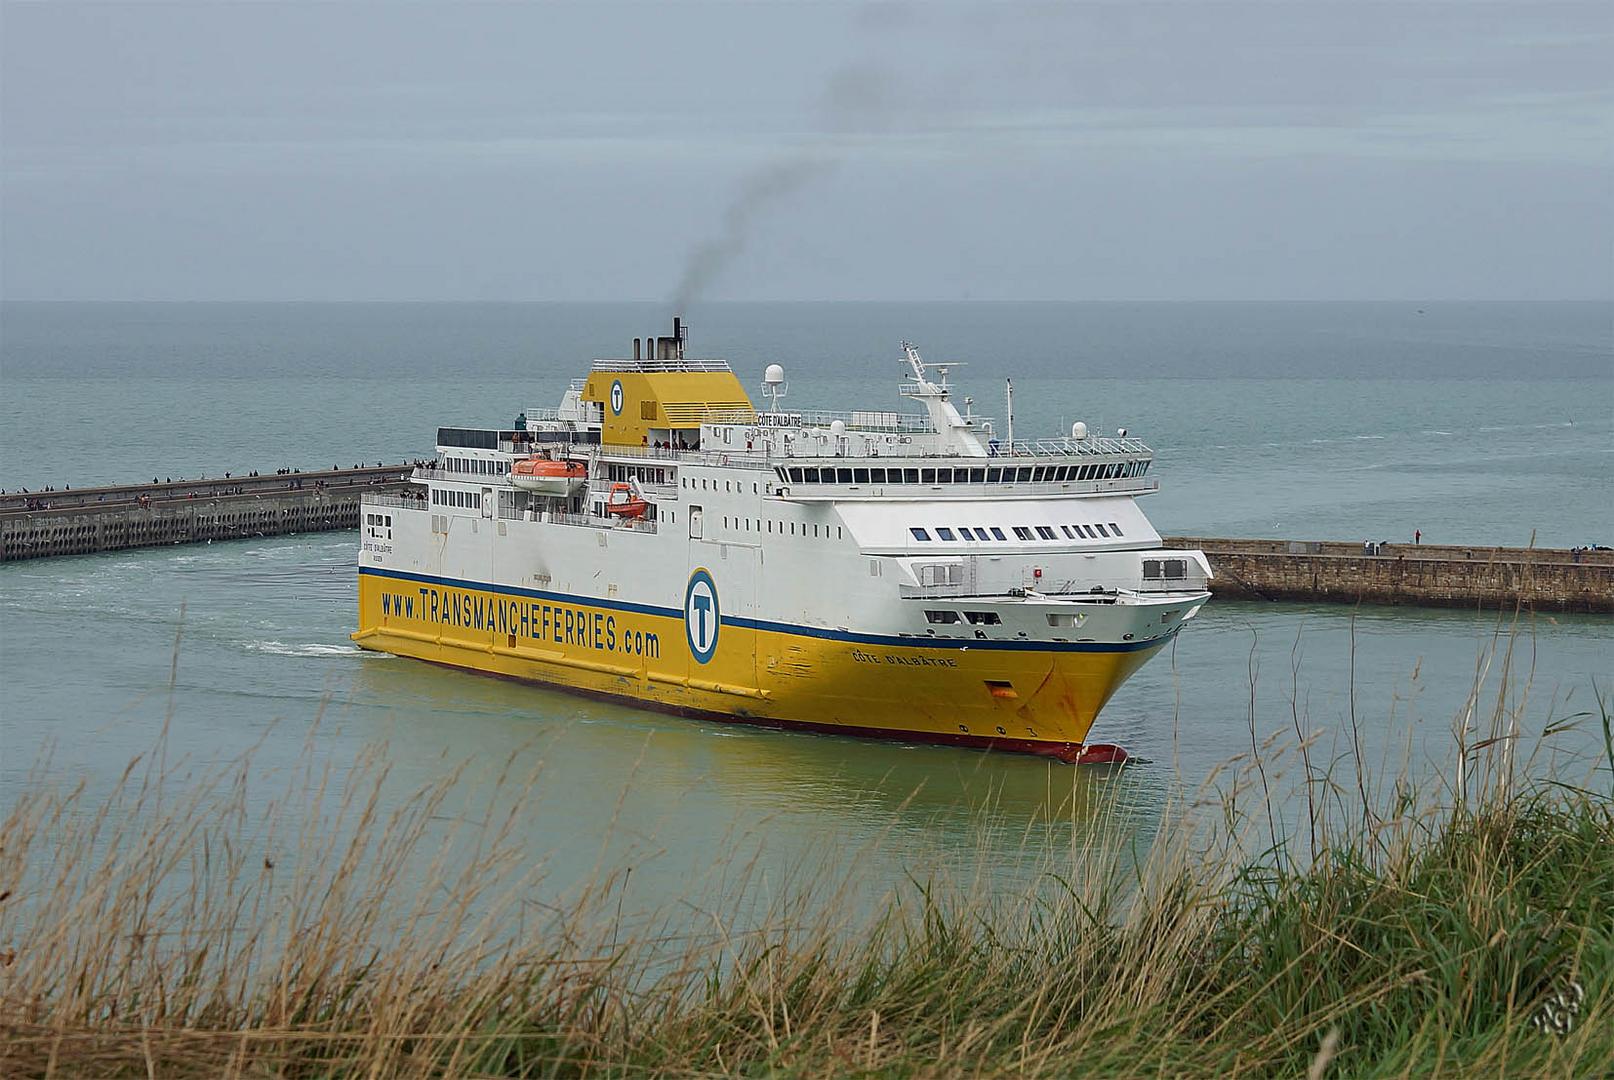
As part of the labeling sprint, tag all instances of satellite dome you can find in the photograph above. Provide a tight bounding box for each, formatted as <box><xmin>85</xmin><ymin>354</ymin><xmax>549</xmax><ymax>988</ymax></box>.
<box><xmin>1071</xmin><ymin>422</ymin><xmax>1088</xmax><ymax>439</ymax></box>
<box><xmin>763</xmin><ymin>363</ymin><xmax>786</xmax><ymax>385</ymax></box>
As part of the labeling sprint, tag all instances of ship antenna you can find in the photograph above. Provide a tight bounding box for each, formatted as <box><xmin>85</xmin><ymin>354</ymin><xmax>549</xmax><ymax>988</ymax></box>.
<box><xmin>761</xmin><ymin>363</ymin><xmax>788</xmax><ymax>416</ymax></box>
<box><xmin>1005</xmin><ymin>377</ymin><xmax>1015</xmax><ymax>448</ymax></box>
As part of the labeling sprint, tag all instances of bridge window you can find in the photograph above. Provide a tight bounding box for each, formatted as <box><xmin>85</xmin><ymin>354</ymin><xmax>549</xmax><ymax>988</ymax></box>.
<box><xmin>837</xmin><ymin>468</ymin><xmax>854</xmax><ymax>483</ymax></box>
<box><xmin>1109</xmin><ymin>522</ymin><xmax>1123</xmax><ymax>536</ymax></box>
<box><xmin>1036</xmin><ymin>526</ymin><xmax>1057</xmax><ymax>540</ymax></box>
<box><xmin>936</xmin><ymin>527</ymin><xmax>956</xmax><ymax>541</ymax></box>
<box><xmin>924</xmin><ymin>610</ymin><xmax>961</xmax><ymax>624</ymax></box>
<box><xmin>990</xmin><ymin>527</ymin><xmax>1007</xmax><ymax>540</ymax></box>
<box><xmin>987</xmin><ymin>467</ymin><xmax>1003</xmax><ymax>482</ymax></box>
<box><xmin>804</xmin><ymin>468</ymin><xmax>820</xmax><ymax>482</ymax></box>
<box><xmin>854</xmin><ymin>468</ymin><xmax>869</xmax><ymax>483</ymax></box>
<box><xmin>921</xmin><ymin>468</ymin><xmax>936</xmax><ymax>484</ymax></box>
<box><xmin>1094</xmin><ymin>524</ymin><xmax>1110</xmax><ymax>537</ymax></box>
<box><xmin>1061</xmin><ymin>526</ymin><xmax>1076</xmax><ymax>538</ymax></box>
<box><xmin>1017</xmin><ymin>467</ymin><xmax>1034</xmax><ymax>482</ymax></box>
<box><xmin>871</xmin><ymin>468</ymin><xmax>886</xmax><ymax>483</ymax></box>
<box><xmin>905</xmin><ymin>468</ymin><xmax>920</xmax><ymax>483</ymax></box>
<box><xmin>1013</xmin><ymin>527</ymin><xmax>1033</xmax><ymax>540</ymax></box>
<box><xmin>910</xmin><ymin>527</ymin><xmax>932</xmax><ymax>541</ymax></box>
<box><xmin>965</xmin><ymin>611</ymin><xmax>1002</xmax><ymax>625</ymax></box>
<box><xmin>957</xmin><ymin>527</ymin><xmax>974</xmax><ymax>540</ymax></box>
<box><xmin>970</xmin><ymin>468</ymin><xmax>986</xmax><ymax>483</ymax></box>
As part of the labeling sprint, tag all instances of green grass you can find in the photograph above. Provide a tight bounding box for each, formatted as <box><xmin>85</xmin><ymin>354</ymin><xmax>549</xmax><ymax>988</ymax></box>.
<box><xmin>1</xmin><ymin>677</ymin><xmax>1610</xmax><ymax>1077</ymax></box>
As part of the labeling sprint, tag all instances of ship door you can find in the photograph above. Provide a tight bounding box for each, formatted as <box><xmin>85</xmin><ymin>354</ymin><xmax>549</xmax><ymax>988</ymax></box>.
<box><xmin>481</xmin><ymin>488</ymin><xmax>493</xmax><ymax>519</ymax></box>
<box><xmin>688</xmin><ymin>505</ymin><xmax>704</xmax><ymax>539</ymax></box>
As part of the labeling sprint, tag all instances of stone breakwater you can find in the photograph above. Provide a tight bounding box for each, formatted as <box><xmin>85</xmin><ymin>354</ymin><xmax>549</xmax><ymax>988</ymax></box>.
<box><xmin>1</xmin><ymin>466</ymin><xmax>419</xmax><ymax>561</ymax></box>
<box><xmin>1165</xmin><ymin>537</ymin><xmax>1614</xmax><ymax>614</ymax></box>
<box><xmin>4</xmin><ymin>483</ymin><xmax>1609</xmax><ymax>615</ymax></box>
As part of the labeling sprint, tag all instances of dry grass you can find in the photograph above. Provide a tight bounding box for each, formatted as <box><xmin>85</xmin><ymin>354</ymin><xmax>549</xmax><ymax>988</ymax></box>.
<box><xmin>1</xmin><ymin>632</ymin><xmax>1610</xmax><ymax>1077</ymax></box>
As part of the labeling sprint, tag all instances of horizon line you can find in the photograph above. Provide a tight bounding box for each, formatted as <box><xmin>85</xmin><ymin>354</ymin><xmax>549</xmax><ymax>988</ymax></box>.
<box><xmin>4</xmin><ymin>297</ymin><xmax>1611</xmax><ymax>305</ymax></box>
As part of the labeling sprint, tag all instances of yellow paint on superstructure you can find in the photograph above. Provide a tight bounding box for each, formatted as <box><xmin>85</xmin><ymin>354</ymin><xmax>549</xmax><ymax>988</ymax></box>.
<box><xmin>582</xmin><ymin>371</ymin><xmax>754</xmax><ymax>447</ymax></box>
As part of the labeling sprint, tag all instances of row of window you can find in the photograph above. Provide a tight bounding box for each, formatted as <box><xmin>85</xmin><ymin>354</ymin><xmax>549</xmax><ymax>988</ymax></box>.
<box><xmin>431</xmin><ymin>489</ymin><xmax>483</xmax><ymax>510</ymax></box>
<box><xmin>608</xmin><ymin>464</ymin><xmax>668</xmax><ymax>485</ymax></box>
<box><xmin>776</xmin><ymin>461</ymin><xmax>1147</xmax><ymax>486</ymax></box>
<box><xmin>364</xmin><ymin>513</ymin><xmax>393</xmax><ymax>527</ymax></box>
<box><xmin>447</xmin><ymin>456</ymin><xmax>507</xmax><ymax>476</ymax></box>
<box><xmin>720</xmin><ymin>515</ymin><xmax>843</xmax><ymax>541</ymax></box>
<box><xmin>923</xmin><ymin>610</ymin><xmax>1003</xmax><ymax>626</ymax></box>
<box><xmin>686</xmin><ymin>476</ymin><xmax>762</xmax><ymax>494</ymax></box>
<box><xmin>911</xmin><ymin>522</ymin><xmax>1124</xmax><ymax>544</ymax></box>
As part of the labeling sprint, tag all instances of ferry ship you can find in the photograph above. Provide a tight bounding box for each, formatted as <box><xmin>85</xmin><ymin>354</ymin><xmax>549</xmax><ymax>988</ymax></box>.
<box><xmin>353</xmin><ymin>319</ymin><xmax>1211</xmax><ymax>763</ymax></box>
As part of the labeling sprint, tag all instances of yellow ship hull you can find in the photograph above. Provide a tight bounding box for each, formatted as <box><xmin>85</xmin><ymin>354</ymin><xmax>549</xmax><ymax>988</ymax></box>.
<box><xmin>352</xmin><ymin>568</ymin><xmax>1169</xmax><ymax>762</ymax></box>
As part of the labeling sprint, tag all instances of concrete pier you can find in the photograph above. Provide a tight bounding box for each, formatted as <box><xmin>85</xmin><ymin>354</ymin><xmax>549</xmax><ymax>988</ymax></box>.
<box><xmin>1</xmin><ymin>466</ymin><xmax>420</xmax><ymax>561</ymax></box>
<box><xmin>1166</xmin><ymin>537</ymin><xmax>1614</xmax><ymax>614</ymax></box>
<box><xmin>4</xmin><ymin>482</ymin><xmax>1610</xmax><ymax>614</ymax></box>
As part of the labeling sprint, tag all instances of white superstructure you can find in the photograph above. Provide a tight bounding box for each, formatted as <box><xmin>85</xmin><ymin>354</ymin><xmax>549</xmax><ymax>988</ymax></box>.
<box><xmin>356</xmin><ymin>319</ymin><xmax>1210</xmax><ymax>762</ymax></box>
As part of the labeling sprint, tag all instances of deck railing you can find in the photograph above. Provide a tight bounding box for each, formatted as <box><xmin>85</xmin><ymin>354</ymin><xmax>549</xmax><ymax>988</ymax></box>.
<box><xmin>363</xmin><ymin>494</ymin><xmax>429</xmax><ymax>512</ymax></box>
<box><xmin>495</xmin><ymin>505</ymin><xmax>657</xmax><ymax>534</ymax></box>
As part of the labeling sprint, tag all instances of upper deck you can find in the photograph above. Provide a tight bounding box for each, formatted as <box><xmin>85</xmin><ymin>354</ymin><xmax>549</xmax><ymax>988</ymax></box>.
<box><xmin>432</xmin><ymin>318</ymin><xmax>1162</xmax><ymax>501</ymax></box>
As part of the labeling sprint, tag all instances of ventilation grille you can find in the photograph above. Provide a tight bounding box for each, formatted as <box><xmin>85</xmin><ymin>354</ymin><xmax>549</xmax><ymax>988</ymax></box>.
<box><xmin>660</xmin><ymin>401</ymin><xmax>755</xmax><ymax>426</ymax></box>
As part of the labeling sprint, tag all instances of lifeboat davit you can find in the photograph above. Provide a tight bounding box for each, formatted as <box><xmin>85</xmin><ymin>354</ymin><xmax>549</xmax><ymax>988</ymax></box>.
<box><xmin>603</xmin><ymin>482</ymin><xmax>649</xmax><ymax>520</ymax></box>
<box><xmin>511</xmin><ymin>457</ymin><xmax>588</xmax><ymax>496</ymax></box>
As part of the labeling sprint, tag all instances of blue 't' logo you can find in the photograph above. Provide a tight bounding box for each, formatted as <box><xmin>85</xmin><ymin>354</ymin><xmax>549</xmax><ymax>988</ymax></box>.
<box><xmin>684</xmin><ymin>568</ymin><xmax>719</xmax><ymax>664</ymax></box>
<box><xmin>610</xmin><ymin>379</ymin><xmax>624</xmax><ymax>416</ymax></box>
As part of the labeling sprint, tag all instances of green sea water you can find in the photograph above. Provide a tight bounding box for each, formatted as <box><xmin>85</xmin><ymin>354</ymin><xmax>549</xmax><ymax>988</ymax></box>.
<box><xmin>1</xmin><ymin>301</ymin><xmax>1610</xmax><ymax>924</ymax></box>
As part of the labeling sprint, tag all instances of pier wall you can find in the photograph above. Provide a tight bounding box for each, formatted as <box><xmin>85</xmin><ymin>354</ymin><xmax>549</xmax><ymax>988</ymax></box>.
<box><xmin>1</xmin><ymin>467</ymin><xmax>418</xmax><ymax>561</ymax></box>
<box><xmin>1166</xmin><ymin>537</ymin><xmax>1614</xmax><ymax>614</ymax></box>
<box><xmin>5</xmin><ymin>477</ymin><xmax>1610</xmax><ymax>614</ymax></box>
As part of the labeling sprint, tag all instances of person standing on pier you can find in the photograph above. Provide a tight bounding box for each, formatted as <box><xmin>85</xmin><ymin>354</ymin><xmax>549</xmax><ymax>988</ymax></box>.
<box><xmin>1415</xmin><ymin>529</ymin><xmax>1422</xmax><ymax>545</ymax></box>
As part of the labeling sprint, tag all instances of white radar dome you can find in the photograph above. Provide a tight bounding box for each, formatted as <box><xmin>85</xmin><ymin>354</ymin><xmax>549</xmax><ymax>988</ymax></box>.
<box><xmin>830</xmin><ymin>419</ymin><xmax>847</xmax><ymax>436</ymax></box>
<box><xmin>1071</xmin><ymin>421</ymin><xmax>1088</xmax><ymax>440</ymax></box>
<box><xmin>763</xmin><ymin>363</ymin><xmax>786</xmax><ymax>385</ymax></box>
<box><xmin>1117</xmin><ymin>427</ymin><xmax>1128</xmax><ymax>437</ymax></box>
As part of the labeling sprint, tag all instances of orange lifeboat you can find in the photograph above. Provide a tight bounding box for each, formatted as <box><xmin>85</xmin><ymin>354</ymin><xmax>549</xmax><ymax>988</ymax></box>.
<box><xmin>603</xmin><ymin>482</ymin><xmax>649</xmax><ymax>520</ymax></box>
<box><xmin>510</xmin><ymin>457</ymin><xmax>588</xmax><ymax>496</ymax></box>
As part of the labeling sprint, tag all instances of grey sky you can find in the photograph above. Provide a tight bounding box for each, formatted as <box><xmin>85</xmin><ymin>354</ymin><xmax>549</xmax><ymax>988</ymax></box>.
<box><xmin>2</xmin><ymin>2</ymin><xmax>1609</xmax><ymax>301</ymax></box>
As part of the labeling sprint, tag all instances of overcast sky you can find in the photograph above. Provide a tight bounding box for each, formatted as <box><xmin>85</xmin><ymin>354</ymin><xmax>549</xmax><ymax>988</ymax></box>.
<box><xmin>2</xmin><ymin>2</ymin><xmax>1610</xmax><ymax>302</ymax></box>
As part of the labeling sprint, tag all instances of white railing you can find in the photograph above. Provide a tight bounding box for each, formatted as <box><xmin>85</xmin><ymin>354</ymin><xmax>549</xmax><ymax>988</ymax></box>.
<box><xmin>496</xmin><ymin>505</ymin><xmax>657</xmax><ymax>534</ymax></box>
<box><xmin>596</xmin><ymin>445</ymin><xmax>775</xmax><ymax>470</ymax></box>
<box><xmin>363</xmin><ymin>494</ymin><xmax>430</xmax><ymax>511</ymax></box>
<box><xmin>413</xmin><ymin>467</ymin><xmax>511</xmax><ymax>483</ymax></box>
<box><xmin>708</xmin><ymin>408</ymin><xmax>939</xmax><ymax>433</ymax></box>
<box><xmin>992</xmin><ymin>436</ymin><xmax>1153</xmax><ymax>457</ymax></box>
<box><xmin>589</xmin><ymin>357</ymin><xmax>732</xmax><ymax>373</ymax></box>
<box><xmin>898</xmin><ymin>578</ymin><xmax>1208</xmax><ymax>601</ymax></box>
<box><xmin>781</xmin><ymin>478</ymin><xmax>1160</xmax><ymax>500</ymax></box>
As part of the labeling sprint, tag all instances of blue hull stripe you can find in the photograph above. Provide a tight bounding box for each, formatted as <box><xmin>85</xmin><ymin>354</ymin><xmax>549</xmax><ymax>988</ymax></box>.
<box><xmin>359</xmin><ymin>565</ymin><xmax>1174</xmax><ymax>654</ymax></box>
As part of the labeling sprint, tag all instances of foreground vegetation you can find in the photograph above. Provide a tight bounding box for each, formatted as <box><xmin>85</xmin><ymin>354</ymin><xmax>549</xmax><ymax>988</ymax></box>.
<box><xmin>1</xmin><ymin>673</ymin><xmax>1610</xmax><ymax>1077</ymax></box>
